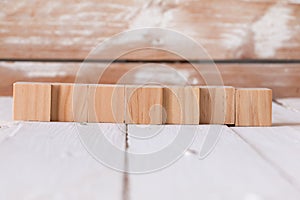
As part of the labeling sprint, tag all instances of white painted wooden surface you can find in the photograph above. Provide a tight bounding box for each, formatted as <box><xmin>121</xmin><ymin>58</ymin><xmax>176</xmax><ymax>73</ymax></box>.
<box><xmin>0</xmin><ymin>98</ymin><xmax>300</xmax><ymax>199</ymax></box>
<box><xmin>128</xmin><ymin>125</ymin><xmax>300</xmax><ymax>200</ymax></box>
<box><xmin>276</xmin><ymin>98</ymin><xmax>300</xmax><ymax>112</ymax></box>
<box><xmin>272</xmin><ymin>102</ymin><xmax>300</xmax><ymax>126</ymax></box>
<box><xmin>0</xmin><ymin>97</ymin><xmax>12</xmax><ymax>122</ymax></box>
<box><xmin>232</xmin><ymin>99</ymin><xmax>300</xmax><ymax>192</ymax></box>
<box><xmin>0</xmin><ymin>122</ymin><xmax>126</xmax><ymax>200</ymax></box>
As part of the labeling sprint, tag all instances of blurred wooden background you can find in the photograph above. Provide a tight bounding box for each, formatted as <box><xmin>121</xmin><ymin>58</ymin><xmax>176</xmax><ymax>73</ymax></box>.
<box><xmin>1</xmin><ymin>0</ymin><xmax>300</xmax><ymax>97</ymax></box>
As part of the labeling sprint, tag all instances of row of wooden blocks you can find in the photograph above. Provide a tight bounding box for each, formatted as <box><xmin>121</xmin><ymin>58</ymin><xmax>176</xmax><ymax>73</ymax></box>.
<box><xmin>13</xmin><ymin>82</ymin><xmax>272</xmax><ymax>126</ymax></box>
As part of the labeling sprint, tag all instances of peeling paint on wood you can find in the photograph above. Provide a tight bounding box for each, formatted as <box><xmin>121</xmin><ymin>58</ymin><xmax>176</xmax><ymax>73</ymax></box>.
<box><xmin>0</xmin><ymin>61</ymin><xmax>299</xmax><ymax>97</ymax></box>
<box><xmin>0</xmin><ymin>0</ymin><xmax>300</xmax><ymax>60</ymax></box>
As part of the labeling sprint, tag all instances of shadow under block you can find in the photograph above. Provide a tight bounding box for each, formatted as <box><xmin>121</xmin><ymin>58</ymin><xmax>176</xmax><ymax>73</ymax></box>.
<box><xmin>88</xmin><ymin>84</ymin><xmax>125</xmax><ymax>123</ymax></box>
<box><xmin>235</xmin><ymin>88</ymin><xmax>272</xmax><ymax>126</ymax></box>
<box><xmin>125</xmin><ymin>86</ymin><xmax>163</xmax><ymax>124</ymax></box>
<box><xmin>163</xmin><ymin>86</ymin><xmax>199</xmax><ymax>124</ymax></box>
<box><xmin>51</xmin><ymin>84</ymin><xmax>88</xmax><ymax>122</ymax></box>
<box><xmin>200</xmin><ymin>86</ymin><xmax>235</xmax><ymax>124</ymax></box>
<box><xmin>13</xmin><ymin>82</ymin><xmax>51</xmax><ymax>121</ymax></box>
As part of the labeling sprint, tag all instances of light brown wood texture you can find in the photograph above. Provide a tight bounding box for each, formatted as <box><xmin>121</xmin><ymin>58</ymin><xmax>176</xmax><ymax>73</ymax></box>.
<box><xmin>163</xmin><ymin>86</ymin><xmax>199</xmax><ymax>124</ymax></box>
<box><xmin>88</xmin><ymin>84</ymin><xmax>125</xmax><ymax>123</ymax></box>
<box><xmin>1</xmin><ymin>62</ymin><xmax>299</xmax><ymax>98</ymax></box>
<box><xmin>51</xmin><ymin>83</ymin><xmax>88</xmax><ymax>122</ymax></box>
<box><xmin>125</xmin><ymin>86</ymin><xmax>163</xmax><ymax>124</ymax></box>
<box><xmin>200</xmin><ymin>86</ymin><xmax>235</xmax><ymax>124</ymax></box>
<box><xmin>236</xmin><ymin>88</ymin><xmax>272</xmax><ymax>126</ymax></box>
<box><xmin>13</xmin><ymin>82</ymin><xmax>51</xmax><ymax>121</ymax></box>
<box><xmin>1</xmin><ymin>0</ymin><xmax>300</xmax><ymax>60</ymax></box>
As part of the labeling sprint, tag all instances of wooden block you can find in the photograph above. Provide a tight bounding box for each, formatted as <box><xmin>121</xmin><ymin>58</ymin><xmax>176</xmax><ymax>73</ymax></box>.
<box><xmin>163</xmin><ymin>86</ymin><xmax>199</xmax><ymax>124</ymax></box>
<box><xmin>13</xmin><ymin>82</ymin><xmax>51</xmax><ymax>121</ymax></box>
<box><xmin>88</xmin><ymin>84</ymin><xmax>125</xmax><ymax>123</ymax></box>
<box><xmin>235</xmin><ymin>88</ymin><xmax>272</xmax><ymax>126</ymax></box>
<box><xmin>125</xmin><ymin>86</ymin><xmax>163</xmax><ymax>124</ymax></box>
<box><xmin>51</xmin><ymin>83</ymin><xmax>88</xmax><ymax>122</ymax></box>
<box><xmin>200</xmin><ymin>86</ymin><xmax>235</xmax><ymax>124</ymax></box>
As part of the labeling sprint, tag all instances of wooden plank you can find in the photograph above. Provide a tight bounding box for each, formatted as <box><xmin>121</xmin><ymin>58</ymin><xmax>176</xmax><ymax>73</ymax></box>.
<box><xmin>276</xmin><ymin>98</ymin><xmax>300</xmax><ymax>112</ymax></box>
<box><xmin>0</xmin><ymin>62</ymin><xmax>299</xmax><ymax>98</ymax></box>
<box><xmin>232</xmin><ymin>101</ymin><xmax>300</xmax><ymax>190</ymax></box>
<box><xmin>272</xmin><ymin>102</ymin><xmax>300</xmax><ymax>126</ymax></box>
<box><xmin>1</xmin><ymin>97</ymin><xmax>300</xmax><ymax>197</ymax></box>
<box><xmin>127</xmin><ymin>125</ymin><xmax>300</xmax><ymax>199</ymax></box>
<box><xmin>200</xmin><ymin>86</ymin><xmax>235</xmax><ymax>124</ymax></box>
<box><xmin>0</xmin><ymin>62</ymin><xmax>78</xmax><ymax>96</ymax></box>
<box><xmin>1</xmin><ymin>0</ymin><xmax>300</xmax><ymax>60</ymax></box>
<box><xmin>88</xmin><ymin>84</ymin><xmax>125</xmax><ymax>123</ymax></box>
<box><xmin>233</xmin><ymin>126</ymin><xmax>300</xmax><ymax>190</ymax></box>
<box><xmin>0</xmin><ymin>122</ymin><xmax>125</xmax><ymax>199</ymax></box>
<box><xmin>236</xmin><ymin>88</ymin><xmax>272</xmax><ymax>126</ymax></box>
<box><xmin>163</xmin><ymin>86</ymin><xmax>199</xmax><ymax>124</ymax></box>
<box><xmin>0</xmin><ymin>97</ymin><xmax>12</xmax><ymax>122</ymax></box>
<box><xmin>51</xmin><ymin>83</ymin><xmax>88</xmax><ymax>122</ymax></box>
<box><xmin>125</xmin><ymin>86</ymin><xmax>163</xmax><ymax>124</ymax></box>
<box><xmin>13</xmin><ymin>82</ymin><xmax>51</xmax><ymax>121</ymax></box>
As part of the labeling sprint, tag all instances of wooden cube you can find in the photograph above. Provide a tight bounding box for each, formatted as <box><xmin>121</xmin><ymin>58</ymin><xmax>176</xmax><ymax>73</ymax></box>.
<box><xmin>235</xmin><ymin>88</ymin><xmax>272</xmax><ymax>126</ymax></box>
<box><xmin>200</xmin><ymin>86</ymin><xmax>235</xmax><ymax>124</ymax></box>
<box><xmin>13</xmin><ymin>82</ymin><xmax>51</xmax><ymax>121</ymax></box>
<box><xmin>163</xmin><ymin>86</ymin><xmax>199</xmax><ymax>124</ymax></box>
<box><xmin>88</xmin><ymin>84</ymin><xmax>125</xmax><ymax>123</ymax></box>
<box><xmin>125</xmin><ymin>86</ymin><xmax>163</xmax><ymax>124</ymax></box>
<box><xmin>51</xmin><ymin>83</ymin><xmax>88</xmax><ymax>122</ymax></box>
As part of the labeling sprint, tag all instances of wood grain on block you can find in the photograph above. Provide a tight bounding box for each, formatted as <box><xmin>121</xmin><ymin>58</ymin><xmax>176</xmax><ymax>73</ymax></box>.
<box><xmin>51</xmin><ymin>83</ymin><xmax>88</xmax><ymax>122</ymax></box>
<box><xmin>125</xmin><ymin>86</ymin><xmax>163</xmax><ymax>124</ymax></box>
<box><xmin>88</xmin><ymin>84</ymin><xmax>125</xmax><ymax>123</ymax></box>
<box><xmin>236</xmin><ymin>88</ymin><xmax>272</xmax><ymax>126</ymax></box>
<box><xmin>13</xmin><ymin>82</ymin><xmax>51</xmax><ymax>121</ymax></box>
<box><xmin>200</xmin><ymin>86</ymin><xmax>235</xmax><ymax>124</ymax></box>
<box><xmin>163</xmin><ymin>86</ymin><xmax>199</xmax><ymax>124</ymax></box>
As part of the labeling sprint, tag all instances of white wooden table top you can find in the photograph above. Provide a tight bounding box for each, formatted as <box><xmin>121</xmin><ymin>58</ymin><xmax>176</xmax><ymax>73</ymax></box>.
<box><xmin>0</xmin><ymin>97</ymin><xmax>300</xmax><ymax>200</ymax></box>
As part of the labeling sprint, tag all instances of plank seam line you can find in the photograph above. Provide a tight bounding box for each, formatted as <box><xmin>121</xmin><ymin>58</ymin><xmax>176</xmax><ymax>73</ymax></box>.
<box><xmin>121</xmin><ymin>123</ymin><xmax>130</xmax><ymax>200</ymax></box>
<box><xmin>230</xmin><ymin>127</ymin><xmax>300</xmax><ymax>193</ymax></box>
<box><xmin>1</xmin><ymin>59</ymin><xmax>300</xmax><ymax>64</ymax></box>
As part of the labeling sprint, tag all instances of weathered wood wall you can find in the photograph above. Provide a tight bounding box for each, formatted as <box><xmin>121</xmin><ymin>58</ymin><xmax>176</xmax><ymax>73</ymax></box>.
<box><xmin>0</xmin><ymin>0</ymin><xmax>299</xmax><ymax>97</ymax></box>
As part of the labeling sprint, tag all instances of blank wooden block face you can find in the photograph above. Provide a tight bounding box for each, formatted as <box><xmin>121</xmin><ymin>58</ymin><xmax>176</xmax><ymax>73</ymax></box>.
<box><xmin>235</xmin><ymin>88</ymin><xmax>272</xmax><ymax>126</ymax></box>
<box><xmin>88</xmin><ymin>85</ymin><xmax>125</xmax><ymax>123</ymax></box>
<box><xmin>125</xmin><ymin>86</ymin><xmax>163</xmax><ymax>124</ymax></box>
<box><xmin>163</xmin><ymin>86</ymin><xmax>199</xmax><ymax>124</ymax></box>
<box><xmin>51</xmin><ymin>84</ymin><xmax>88</xmax><ymax>122</ymax></box>
<box><xmin>13</xmin><ymin>82</ymin><xmax>51</xmax><ymax>121</ymax></box>
<box><xmin>200</xmin><ymin>86</ymin><xmax>235</xmax><ymax>124</ymax></box>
